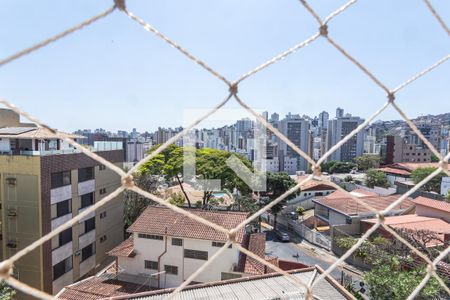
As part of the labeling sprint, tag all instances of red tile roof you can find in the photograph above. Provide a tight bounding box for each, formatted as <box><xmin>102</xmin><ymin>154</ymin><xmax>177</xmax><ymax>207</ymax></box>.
<box><xmin>413</xmin><ymin>196</ymin><xmax>450</xmax><ymax>213</ymax></box>
<box><xmin>244</xmin><ymin>233</ymin><xmax>266</xmax><ymax>275</ymax></box>
<box><xmin>363</xmin><ymin>214</ymin><xmax>450</xmax><ymax>247</ymax></box>
<box><xmin>107</xmin><ymin>237</ymin><xmax>135</xmax><ymax>257</ymax></box>
<box><xmin>363</xmin><ymin>215</ymin><xmax>450</xmax><ymax>233</ymax></box>
<box><xmin>314</xmin><ymin>191</ymin><xmax>414</xmax><ymax>216</ymax></box>
<box><xmin>127</xmin><ymin>206</ymin><xmax>248</xmax><ymax>243</ymax></box>
<box><xmin>296</xmin><ymin>176</ymin><xmax>336</xmax><ymax>192</ymax></box>
<box><xmin>56</xmin><ymin>274</ymin><xmax>153</xmax><ymax>300</ymax></box>
<box><xmin>378</xmin><ymin>167</ymin><xmax>411</xmax><ymax>176</ymax></box>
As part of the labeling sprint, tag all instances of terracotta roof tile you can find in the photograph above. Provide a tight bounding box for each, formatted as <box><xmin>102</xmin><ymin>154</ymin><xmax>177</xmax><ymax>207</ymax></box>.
<box><xmin>296</xmin><ymin>176</ymin><xmax>336</xmax><ymax>192</ymax></box>
<box><xmin>378</xmin><ymin>167</ymin><xmax>411</xmax><ymax>176</ymax></box>
<box><xmin>413</xmin><ymin>196</ymin><xmax>450</xmax><ymax>213</ymax></box>
<box><xmin>127</xmin><ymin>206</ymin><xmax>248</xmax><ymax>243</ymax></box>
<box><xmin>107</xmin><ymin>237</ymin><xmax>135</xmax><ymax>257</ymax></box>
<box><xmin>57</xmin><ymin>274</ymin><xmax>153</xmax><ymax>300</ymax></box>
<box><xmin>314</xmin><ymin>191</ymin><xmax>414</xmax><ymax>216</ymax></box>
<box><xmin>363</xmin><ymin>215</ymin><xmax>450</xmax><ymax>233</ymax></box>
<box><xmin>244</xmin><ymin>233</ymin><xmax>266</xmax><ymax>275</ymax></box>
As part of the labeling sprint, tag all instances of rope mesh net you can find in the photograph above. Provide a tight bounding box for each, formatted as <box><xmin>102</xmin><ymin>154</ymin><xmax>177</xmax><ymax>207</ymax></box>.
<box><xmin>0</xmin><ymin>0</ymin><xmax>449</xmax><ymax>299</ymax></box>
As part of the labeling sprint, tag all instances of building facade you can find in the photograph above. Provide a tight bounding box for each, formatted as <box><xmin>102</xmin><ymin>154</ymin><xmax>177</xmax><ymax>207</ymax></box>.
<box><xmin>0</xmin><ymin>115</ymin><xmax>125</xmax><ymax>297</ymax></box>
<box><xmin>326</xmin><ymin>115</ymin><xmax>364</xmax><ymax>162</ymax></box>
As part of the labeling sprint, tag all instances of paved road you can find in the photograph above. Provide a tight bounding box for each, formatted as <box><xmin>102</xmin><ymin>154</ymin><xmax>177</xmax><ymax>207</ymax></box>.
<box><xmin>264</xmin><ymin>229</ymin><xmax>343</xmax><ymax>279</ymax></box>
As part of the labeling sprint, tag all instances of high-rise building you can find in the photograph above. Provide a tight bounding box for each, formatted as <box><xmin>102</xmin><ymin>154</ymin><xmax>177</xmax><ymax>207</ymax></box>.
<box><xmin>270</xmin><ymin>113</ymin><xmax>279</xmax><ymax>123</ymax></box>
<box><xmin>0</xmin><ymin>110</ymin><xmax>125</xmax><ymax>297</ymax></box>
<box><xmin>384</xmin><ymin>135</ymin><xmax>432</xmax><ymax>164</ymax></box>
<box><xmin>336</xmin><ymin>107</ymin><xmax>344</xmax><ymax>118</ymax></box>
<box><xmin>318</xmin><ymin>111</ymin><xmax>329</xmax><ymax>130</ymax></box>
<box><xmin>279</xmin><ymin>114</ymin><xmax>310</xmax><ymax>171</ymax></box>
<box><xmin>327</xmin><ymin>114</ymin><xmax>364</xmax><ymax>162</ymax></box>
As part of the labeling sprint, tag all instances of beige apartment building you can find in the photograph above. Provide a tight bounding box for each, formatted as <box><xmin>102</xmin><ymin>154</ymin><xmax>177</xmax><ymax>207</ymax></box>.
<box><xmin>385</xmin><ymin>135</ymin><xmax>432</xmax><ymax>164</ymax></box>
<box><xmin>0</xmin><ymin>109</ymin><xmax>125</xmax><ymax>297</ymax></box>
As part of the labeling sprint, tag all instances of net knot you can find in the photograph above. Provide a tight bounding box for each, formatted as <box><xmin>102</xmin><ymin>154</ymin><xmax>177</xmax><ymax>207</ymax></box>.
<box><xmin>114</xmin><ymin>0</ymin><xmax>126</xmax><ymax>11</ymax></box>
<box><xmin>439</xmin><ymin>160</ymin><xmax>448</xmax><ymax>170</ymax></box>
<box><xmin>387</xmin><ymin>92</ymin><xmax>395</xmax><ymax>103</ymax></box>
<box><xmin>122</xmin><ymin>174</ymin><xmax>134</xmax><ymax>188</ymax></box>
<box><xmin>426</xmin><ymin>263</ymin><xmax>436</xmax><ymax>274</ymax></box>
<box><xmin>227</xmin><ymin>230</ymin><xmax>237</xmax><ymax>244</ymax></box>
<box><xmin>312</xmin><ymin>165</ymin><xmax>321</xmax><ymax>177</ymax></box>
<box><xmin>229</xmin><ymin>83</ymin><xmax>238</xmax><ymax>95</ymax></box>
<box><xmin>0</xmin><ymin>261</ymin><xmax>12</xmax><ymax>279</ymax></box>
<box><xmin>319</xmin><ymin>25</ymin><xmax>328</xmax><ymax>37</ymax></box>
<box><xmin>377</xmin><ymin>213</ymin><xmax>385</xmax><ymax>223</ymax></box>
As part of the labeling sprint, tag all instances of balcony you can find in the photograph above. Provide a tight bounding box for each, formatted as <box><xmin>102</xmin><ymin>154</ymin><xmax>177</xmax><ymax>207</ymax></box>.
<box><xmin>78</xmin><ymin>179</ymin><xmax>95</xmax><ymax>195</ymax></box>
<box><xmin>51</xmin><ymin>185</ymin><xmax>72</xmax><ymax>205</ymax></box>
<box><xmin>51</xmin><ymin>214</ymin><xmax>72</xmax><ymax>231</ymax></box>
<box><xmin>52</xmin><ymin>241</ymin><xmax>73</xmax><ymax>266</ymax></box>
<box><xmin>79</xmin><ymin>230</ymin><xmax>95</xmax><ymax>250</ymax></box>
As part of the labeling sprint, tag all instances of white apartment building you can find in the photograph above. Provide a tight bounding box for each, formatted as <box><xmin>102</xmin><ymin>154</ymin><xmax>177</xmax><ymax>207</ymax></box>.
<box><xmin>109</xmin><ymin>207</ymin><xmax>248</xmax><ymax>289</ymax></box>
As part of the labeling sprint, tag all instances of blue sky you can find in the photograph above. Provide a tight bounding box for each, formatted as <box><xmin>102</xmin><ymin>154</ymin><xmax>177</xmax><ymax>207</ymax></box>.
<box><xmin>0</xmin><ymin>0</ymin><xmax>449</xmax><ymax>132</ymax></box>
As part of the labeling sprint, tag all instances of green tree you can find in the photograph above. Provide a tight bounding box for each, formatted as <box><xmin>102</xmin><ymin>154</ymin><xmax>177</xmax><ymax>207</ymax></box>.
<box><xmin>320</xmin><ymin>161</ymin><xmax>337</xmax><ymax>173</ymax></box>
<box><xmin>124</xmin><ymin>174</ymin><xmax>159</xmax><ymax>228</ymax></box>
<box><xmin>0</xmin><ymin>281</ymin><xmax>15</xmax><ymax>300</ymax></box>
<box><xmin>364</xmin><ymin>263</ymin><xmax>443</xmax><ymax>300</ymax></box>
<box><xmin>168</xmin><ymin>192</ymin><xmax>185</xmax><ymax>207</ymax></box>
<box><xmin>140</xmin><ymin>144</ymin><xmax>193</xmax><ymax>207</ymax></box>
<box><xmin>354</xmin><ymin>154</ymin><xmax>381</xmax><ymax>170</ymax></box>
<box><xmin>411</xmin><ymin>167</ymin><xmax>445</xmax><ymax>193</ymax></box>
<box><xmin>329</xmin><ymin>161</ymin><xmax>358</xmax><ymax>174</ymax></box>
<box><xmin>431</xmin><ymin>154</ymin><xmax>440</xmax><ymax>162</ymax></box>
<box><xmin>365</xmin><ymin>169</ymin><xmax>390</xmax><ymax>188</ymax></box>
<box><xmin>260</xmin><ymin>172</ymin><xmax>299</xmax><ymax>229</ymax></box>
<box><xmin>195</xmin><ymin>148</ymin><xmax>253</xmax><ymax>207</ymax></box>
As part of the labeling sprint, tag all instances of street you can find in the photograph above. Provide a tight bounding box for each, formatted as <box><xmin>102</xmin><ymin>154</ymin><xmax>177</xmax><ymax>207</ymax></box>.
<box><xmin>264</xmin><ymin>229</ymin><xmax>347</xmax><ymax>279</ymax></box>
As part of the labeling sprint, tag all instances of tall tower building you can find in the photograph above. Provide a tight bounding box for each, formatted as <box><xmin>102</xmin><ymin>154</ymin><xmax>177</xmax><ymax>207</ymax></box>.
<box><xmin>318</xmin><ymin>111</ymin><xmax>329</xmax><ymax>130</ymax></box>
<box><xmin>279</xmin><ymin>114</ymin><xmax>310</xmax><ymax>172</ymax></box>
<box><xmin>327</xmin><ymin>114</ymin><xmax>364</xmax><ymax>162</ymax></box>
<box><xmin>336</xmin><ymin>107</ymin><xmax>344</xmax><ymax>118</ymax></box>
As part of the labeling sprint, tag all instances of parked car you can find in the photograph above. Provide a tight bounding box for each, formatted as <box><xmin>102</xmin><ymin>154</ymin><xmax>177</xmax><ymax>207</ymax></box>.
<box><xmin>274</xmin><ymin>229</ymin><xmax>290</xmax><ymax>242</ymax></box>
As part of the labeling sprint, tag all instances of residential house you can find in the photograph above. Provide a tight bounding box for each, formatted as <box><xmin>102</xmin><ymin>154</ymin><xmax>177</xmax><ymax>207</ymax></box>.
<box><xmin>313</xmin><ymin>189</ymin><xmax>414</xmax><ymax>234</ymax></box>
<box><xmin>108</xmin><ymin>206</ymin><xmax>250</xmax><ymax>289</ymax></box>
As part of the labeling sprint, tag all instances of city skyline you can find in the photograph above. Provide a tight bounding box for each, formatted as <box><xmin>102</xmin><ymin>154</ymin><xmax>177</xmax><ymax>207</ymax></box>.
<box><xmin>1</xmin><ymin>0</ymin><xmax>449</xmax><ymax>132</ymax></box>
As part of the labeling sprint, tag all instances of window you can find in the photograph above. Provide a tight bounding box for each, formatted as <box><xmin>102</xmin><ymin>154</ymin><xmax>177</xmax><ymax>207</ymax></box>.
<box><xmin>212</xmin><ymin>241</ymin><xmax>225</xmax><ymax>247</ymax></box>
<box><xmin>100</xmin><ymin>211</ymin><xmax>107</xmax><ymax>219</ymax></box>
<box><xmin>53</xmin><ymin>256</ymin><xmax>72</xmax><ymax>280</ymax></box>
<box><xmin>78</xmin><ymin>167</ymin><xmax>94</xmax><ymax>182</ymax></box>
<box><xmin>184</xmin><ymin>249</ymin><xmax>208</xmax><ymax>260</ymax></box>
<box><xmin>138</xmin><ymin>233</ymin><xmax>163</xmax><ymax>240</ymax></box>
<box><xmin>80</xmin><ymin>193</ymin><xmax>94</xmax><ymax>209</ymax></box>
<box><xmin>84</xmin><ymin>217</ymin><xmax>95</xmax><ymax>233</ymax></box>
<box><xmin>81</xmin><ymin>243</ymin><xmax>95</xmax><ymax>262</ymax></box>
<box><xmin>56</xmin><ymin>199</ymin><xmax>71</xmax><ymax>218</ymax></box>
<box><xmin>59</xmin><ymin>228</ymin><xmax>72</xmax><ymax>247</ymax></box>
<box><xmin>99</xmin><ymin>188</ymin><xmax>107</xmax><ymax>195</ymax></box>
<box><xmin>172</xmin><ymin>238</ymin><xmax>183</xmax><ymax>246</ymax></box>
<box><xmin>164</xmin><ymin>265</ymin><xmax>178</xmax><ymax>275</ymax></box>
<box><xmin>144</xmin><ymin>260</ymin><xmax>158</xmax><ymax>270</ymax></box>
<box><xmin>99</xmin><ymin>164</ymin><xmax>106</xmax><ymax>171</ymax></box>
<box><xmin>51</xmin><ymin>171</ymin><xmax>71</xmax><ymax>189</ymax></box>
<box><xmin>99</xmin><ymin>235</ymin><xmax>107</xmax><ymax>243</ymax></box>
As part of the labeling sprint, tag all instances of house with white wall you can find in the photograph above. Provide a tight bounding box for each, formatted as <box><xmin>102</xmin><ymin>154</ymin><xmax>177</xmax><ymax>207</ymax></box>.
<box><xmin>108</xmin><ymin>206</ymin><xmax>249</xmax><ymax>289</ymax></box>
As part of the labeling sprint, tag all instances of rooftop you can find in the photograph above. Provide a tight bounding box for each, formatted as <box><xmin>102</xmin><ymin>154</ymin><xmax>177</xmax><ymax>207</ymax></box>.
<box><xmin>56</xmin><ymin>273</ymin><xmax>153</xmax><ymax>300</ymax></box>
<box><xmin>314</xmin><ymin>190</ymin><xmax>414</xmax><ymax>216</ymax></box>
<box><xmin>0</xmin><ymin>126</ymin><xmax>82</xmax><ymax>139</ymax></box>
<box><xmin>363</xmin><ymin>215</ymin><xmax>450</xmax><ymax>234</ymax></box>
<box><xmin>109</xmin><ymin>267</ymin><xmax>353</xmax><ymax>300</ymax></box>
<box><xmin>127</xmin><ymin>206</ymin><xmax>248</xmax><ymax>243</ymax></box>
<box><xmin>413</xmin><ymin>196</ymin><xmax>450</xmax><ymax>213</ymax></box>
<box><xmin>296</xmin><ymin>176</ymin><xmax>336</xmax><ymax>192</ymax></box>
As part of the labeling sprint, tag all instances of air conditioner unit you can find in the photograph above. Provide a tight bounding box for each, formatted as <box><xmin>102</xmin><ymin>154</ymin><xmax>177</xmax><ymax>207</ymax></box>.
<box><xmin>74</xmin><ymin>250</ymin><xmax>81</xmax><ymax>256</ymax></box>
<box><xmin>7</xmin><ymin>209</ymin><xmax>17</xmax><ymax>217</ymax></box>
